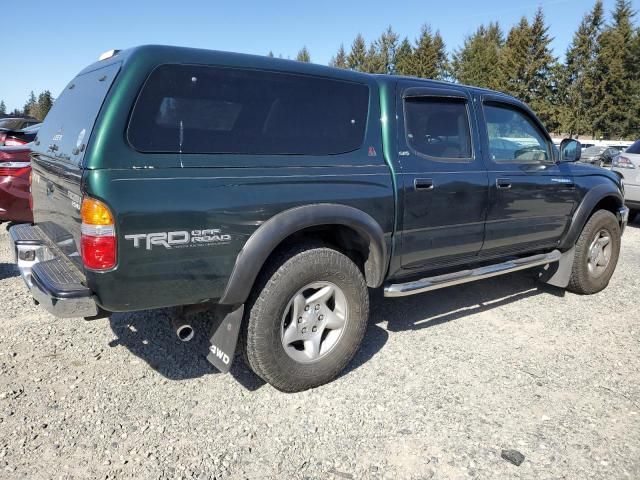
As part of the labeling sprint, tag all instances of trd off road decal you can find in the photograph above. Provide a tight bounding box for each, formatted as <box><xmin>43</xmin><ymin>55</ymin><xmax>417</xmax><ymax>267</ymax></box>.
<box><xmin>125</xmin><ymin>229</ymin><xmax>231</xmax><ymax>250</ymax></box>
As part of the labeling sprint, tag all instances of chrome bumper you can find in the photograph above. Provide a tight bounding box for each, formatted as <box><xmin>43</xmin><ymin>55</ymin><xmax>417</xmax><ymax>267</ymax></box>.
<box><xmin>9</xmin><ymin>224</ymin><xmax>98</xmax><ymax>318</ymax></box>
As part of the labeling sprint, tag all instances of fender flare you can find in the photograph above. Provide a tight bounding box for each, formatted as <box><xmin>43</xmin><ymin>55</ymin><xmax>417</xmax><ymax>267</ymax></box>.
<box><xmin>219</xmin><ymin>204</ymin><xmax>388</xmax><ymax>305</ymax></box>
<box><xmin>559</xmin><ymin>183</ymin><xmax>623</xmax><ymax>250</ymax></box>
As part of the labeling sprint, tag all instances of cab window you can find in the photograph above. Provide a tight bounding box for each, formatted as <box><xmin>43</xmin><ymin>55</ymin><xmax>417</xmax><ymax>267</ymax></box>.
<box><xmin>484</xmin><ymin>103</ymin><xmax>551</xmax><ymax>163</ymax></box>
<box><xmin>404</xmin><ymin>97</ymin><xmax>472</xmax><ymax>161</ymax></box>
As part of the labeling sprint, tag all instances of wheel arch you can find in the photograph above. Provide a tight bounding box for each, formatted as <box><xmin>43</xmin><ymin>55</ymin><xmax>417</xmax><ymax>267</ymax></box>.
<box><xmin>560</xmin><ymin>183</ymin><xmax>624</xmax><ymax>250</ymax></box>
<box><xmin>219</xmin><ymin>204</ymin><xmax>388</xmax><ymax>305</ymax></box>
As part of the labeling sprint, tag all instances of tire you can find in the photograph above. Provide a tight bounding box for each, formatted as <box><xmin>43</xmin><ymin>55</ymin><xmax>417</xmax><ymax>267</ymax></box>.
<box><xmin>629</xmin><ymin>209</ymin><xmax>638</xmax><ymax>224</ymax></box>
<box><xmin>568</xmin><ymin>210</ymin><xmax>621</xmax><ymax>295</ymax></box>
<box><xmin>241</xmin><ymin>243</ymin><xmax>369</xmax><ymax>392</ymax></box>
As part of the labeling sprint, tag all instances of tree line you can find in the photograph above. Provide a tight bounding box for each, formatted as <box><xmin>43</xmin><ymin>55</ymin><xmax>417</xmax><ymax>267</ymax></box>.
<box><xmin>290</xmin><ymin>0</ymin><xmax>639</xmax><ymax>140</ymax></box>
<box><xmin>1</xmin><ymin>1</ymin><xmax>637</xmax><ymax>139</ymax></box>
<box><xmin>0</xmin><ymin>90</ymin><xmax>54</xmax><ymax>122</ymax></box>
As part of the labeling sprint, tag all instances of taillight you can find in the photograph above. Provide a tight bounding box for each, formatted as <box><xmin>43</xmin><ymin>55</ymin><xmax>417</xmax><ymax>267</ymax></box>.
<box><xmin>0</xmin><ymin>132</ymin><xmax>6</xmax><ymax>145</ymax></box>
<box><xmin>4</xmin><ymin>137</ymin><xmax>27</xmax><ymax>147</ymax></box>
<box><xmin>613</xmin><ymin>155</ymin><xmax>636</xmax><ymax>169</ymax></box>
<box><xmin>0</xmin><ymin>161</ymin><xmax>30</xmax><ymax>177</ymax></box>
<box><xmin>80</xmin><ymin>197</ymin><xmax>116</xmax><ymax>270</ymax></box>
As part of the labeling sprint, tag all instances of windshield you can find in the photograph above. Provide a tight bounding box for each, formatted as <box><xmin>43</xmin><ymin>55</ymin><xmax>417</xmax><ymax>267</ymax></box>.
<box><xmin>626</xmin><ymin>140</ymin><xmax>640</xmax><ymax>154</ymax></box>
<box><xmin>0</xmin><ymin>119</ymin><xmax>23</xmax><ymax>129</ymax></box>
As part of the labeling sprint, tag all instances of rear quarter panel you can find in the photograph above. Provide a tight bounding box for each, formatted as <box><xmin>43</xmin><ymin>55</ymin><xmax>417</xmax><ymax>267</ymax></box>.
<box><xmin>82</xmin><ymin>49</ymin><xmax>394</xmax><ymax>311</ymax></box>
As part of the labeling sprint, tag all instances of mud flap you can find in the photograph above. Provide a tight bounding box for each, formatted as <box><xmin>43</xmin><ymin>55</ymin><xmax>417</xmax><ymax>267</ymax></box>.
<box><xmin>206</xmin><ymin>304</ymin><xmax>244</xmax><ymax>373</ymax></box>
<box><xmin>538</xmin><ymin>246</ymin><xmax>575</xmax><ymax>288</ymax></box>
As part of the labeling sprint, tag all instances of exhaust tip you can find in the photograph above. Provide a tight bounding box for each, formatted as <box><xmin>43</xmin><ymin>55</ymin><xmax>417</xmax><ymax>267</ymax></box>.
<box><xmin>176</xmin><ymin>324</ymin><xmax>194</xmax><ymax>342</ymax></box>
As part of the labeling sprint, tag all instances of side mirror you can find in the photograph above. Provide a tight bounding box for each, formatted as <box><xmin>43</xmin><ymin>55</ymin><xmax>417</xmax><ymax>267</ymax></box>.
<box><xmin>559</xmin><ymin>138</ymin><xmax>581</xmax><ymax>163</ymax></box>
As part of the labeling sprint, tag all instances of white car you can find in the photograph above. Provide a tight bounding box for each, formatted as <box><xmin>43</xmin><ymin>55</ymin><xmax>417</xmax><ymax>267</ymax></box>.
<box><xmin>612</xmin><ymin>140</ymin><xmax>640</xmax><ymax>223</ymax></box>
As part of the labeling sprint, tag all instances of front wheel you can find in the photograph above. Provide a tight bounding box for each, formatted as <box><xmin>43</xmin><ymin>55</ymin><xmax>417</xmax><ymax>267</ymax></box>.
<box><xmin>568</xmin><ymin>210</ymin><xmax>621</xmax><ymax>294</ymax></box>
<box><xmin>241</xmin><ymin>244</ymin><xmax>369</xmax><ymax>392</ymax></box>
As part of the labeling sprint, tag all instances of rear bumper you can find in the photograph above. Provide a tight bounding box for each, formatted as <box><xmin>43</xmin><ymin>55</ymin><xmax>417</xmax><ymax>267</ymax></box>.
<box><xmin>9</xmin><ymin>223</ymin><xmax>98</xmax><ymax>318</ymax></box>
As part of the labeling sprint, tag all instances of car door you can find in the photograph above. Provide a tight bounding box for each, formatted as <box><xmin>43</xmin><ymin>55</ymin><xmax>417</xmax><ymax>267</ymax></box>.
<box><xmin>476</xmin><ymin>94</ymin><xmax>577</xmax><ymax>256</ymax></box>
<box><xmin>396</xmin><ymin>83</ymin><xmax>489</xmax><ymax>273</ymax></box>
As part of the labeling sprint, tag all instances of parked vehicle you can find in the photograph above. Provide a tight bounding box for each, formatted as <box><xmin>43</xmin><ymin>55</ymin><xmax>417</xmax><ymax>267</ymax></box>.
<box><xmin>9</xmin><ymin>46</ymin><xmax>629</xmax><ymax>392</ymax></box>
<box><xmin>2</xmin><ymin>124</ymin><xmax>40</xmax><ymax>147</ymax></box>
<box><xmin>0</xmin><ymin>144</ymin><xmax>32</xmax><ymax>223</ymax></box>
<box><xmin>580</xmin><ymin>145</ymin><xmax>619</xmax><ymax>167</ymax></box>
<box><xmin>0</xmin><ymin>117</ymin><xmax>39</xmax><ymax>145</ymax></box>
<box><xmin>612</xmin><ymin>139</ymin><xmax>640</xmax><ymax>223</ymax></box>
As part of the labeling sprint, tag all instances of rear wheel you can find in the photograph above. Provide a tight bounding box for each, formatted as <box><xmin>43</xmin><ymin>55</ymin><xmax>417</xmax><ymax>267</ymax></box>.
<box><xmin>241</xmin><ymin>244</ymin><xmax>369</xmax><ymax>392</ymax></box>
<box><xmin>568</xmin><ymin>210</ymin><xmax>621</xmax><ymax>294</ymax></box>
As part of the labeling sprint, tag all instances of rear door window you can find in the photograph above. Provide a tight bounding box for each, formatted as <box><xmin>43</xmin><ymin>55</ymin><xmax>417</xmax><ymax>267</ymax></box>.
<box><xmin>403</xmin><ymin>97</ymin><xmax>473</xmax><ymax>161</ymax></box>
<box><xmin>127</xmin><ymin>64</ymin><xmax>370</xmax><ymax>155</ymax></box>
<box><xmin>32</xmin><ymin>62</ymin><xmax>120</xmax><ymax>166</ymax></box>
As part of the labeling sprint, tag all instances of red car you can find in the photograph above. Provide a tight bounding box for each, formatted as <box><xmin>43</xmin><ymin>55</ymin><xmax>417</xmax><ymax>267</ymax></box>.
<box><xmin>0</xmin><ymin>143</ymin><xmax>32</xmax><ymax>223</ymax></box>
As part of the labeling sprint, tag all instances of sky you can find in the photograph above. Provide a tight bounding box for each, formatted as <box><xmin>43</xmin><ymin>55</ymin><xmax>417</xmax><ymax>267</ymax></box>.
<box><xmin>1</xmin><ymin>0</ymin><xmax>634</xmax><ymax>112</ymax></box>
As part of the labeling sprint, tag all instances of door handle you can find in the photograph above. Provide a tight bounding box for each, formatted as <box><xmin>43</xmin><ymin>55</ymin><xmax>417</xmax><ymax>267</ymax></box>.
<box><xmin>414</xmin><ymin>178</ymin><xmax>434</xmax><ymax>191</ymax></box>
<box><xmin>496</xmin><ymin>178</ymin><xmax>512</xmax><ymax>190</ymax></box>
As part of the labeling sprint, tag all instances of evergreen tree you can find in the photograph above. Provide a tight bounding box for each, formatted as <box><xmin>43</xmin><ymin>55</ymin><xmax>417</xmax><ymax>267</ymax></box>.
<box><xmin>496</xmin><ymin>10</ymin><xmax>558</xmax><ymax>129</ymax></box>
<box><xmin>296</xmin><ymin>46</ymin><xmax>311</xmax><ymax>63</ymax></box>
<box><xmin>23</xmin><ymin>91</ymin><xmax>37</xmax><ymax>118</ymax></box>
<box><xmin>526</xmin><ymin>9</ymin><xmax>560</xmax><ymax>129</ymax></box>
<box><xmin>347</xmin><ymin>34</ymin><xmax>367</xmax><ymax>71</ymax></box>
<box><xmin>329</xmin><ymin>44</ymin><xmax>348</xmax><ymax>68</ymax></box>
<box><xmin>34</xmin><ymin>91</ymin><xmax>54</xmax><ymax>121</ymax></box>
<box><xmin>593</xmin><ymin>0</ymin><xmax>637</xmax><ymax>138</ymax></box>
<box><xmin>562</xmin><ymin>1</ymin><xmax>605</xmax><ymax>136</ymax></box>
<box><xmin>364</xmin><ymin>43</ymin><xmax>386</xmax><ymax>73</ymax></box>
<box><xmin>376</xmin><ymin>26</ymin><xmax>399</xmax><ymax>74</ymax></box>
<box><xmin>394</xmin><ymin>38</ymin><xmax>413</xmax><ymax>75</ymax></box>
<box><xmin>267</xmin><ymin>51</ymin><xmax>275</xmax><ymax>58</ymax></box>
<box><xmin>451</xmin><ymin>22</ymin><xmax>503</xmax><ymax>89</ymax></box>
<box><xmin>404</xmin><ymin>25</ymin><xmax>448</xmax><ymax>79</ymax></box>
<box><xmin>0</xmin><ymin>100</ymin><xmax>6</xmax><ymax>115</ymax></box>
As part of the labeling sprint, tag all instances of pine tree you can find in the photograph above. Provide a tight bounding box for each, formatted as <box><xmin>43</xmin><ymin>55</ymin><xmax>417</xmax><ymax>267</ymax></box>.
<box><xmin>296</xmin><ymin>46</ymin><xmax>311</xmax><ymax>63</ymax></box>
<box><xmin>36</xmin><ymin>91</ymin><xmax>54</xmax><ymax>120</ymax></box>
<box><xmin>496</xmin><ymin>10</ymin><xmax>558</xmax><ymax>129</ymax></box>
<box><xmin>526</xmin><ymin>9</ymin><xmax>560</xmax><ymax>130</ymax></box>
<box><xmin>364</xmin><ymin>43</ymin><xmax>386</xmax><ymax>73</ymax></box>
<box><xmin>496</xmin><ymin>17</ymin><xmax>531</xmax><ymax>98</ymax></box>
<box><xmin>376</xmin><ymin>26</ymin><xmax>399</xmax><ymax>74</ymax></box>
<box><xmin>451</xmin><ymin>22</ymin><xmax>503</xmax><ymax>89</ymax></box>
<box><xmin>593</xmin><ymin>0</ymin><xmax>637</xmax><ymax>138</ymax></box>
<box><xmin>0</xmin><ymin>100</ymin><xmax>6</xmax><ymax>115</ymax></box>
<box><xmin>267</xmin><ymin>51</ymin><xmax>275</xmax><ymax>58</ymax></box>
<box><xmin>23</xmin><ymin>91</ymin><xmax>37</xmax><ymax>118</ymax></box>
<box><xmin>404</xmin><ymin>25</ymin><xmax>448</xmax><ymax>79</ymax></box>
<box><xmin>347</xmin><ymin>34</ymin><xmax>367</xmax><ymax>71</ymax></box>
<box><xmin>394</xmin><ymin>38</ymin><xmax>413</xmax><ymax>75</ymax></box>
<box><xmin>562</xmin><ymin>1</ymin><xmax>604</xmax><ymax>136</ymax></box>
<box><xmin>329</xmin><ymin>44</ymin><xmax>348</xmax><ymax>68</ymax></box>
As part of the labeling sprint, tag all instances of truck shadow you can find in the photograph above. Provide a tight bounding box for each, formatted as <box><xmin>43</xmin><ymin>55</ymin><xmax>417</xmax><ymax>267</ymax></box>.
<box><xmin>339</xmin><ymin>271</ymin><xmax>564</xmax><ymax>379</ymax></box>
<box><xmin>107</xmin><ymin>271</ymin><xmax>564</xmax><ymax>391</ymax></box>
<box><xmin>0</xmin><ymin>262</ymin><xmax>19</xmax><ymax>280</ymax></box>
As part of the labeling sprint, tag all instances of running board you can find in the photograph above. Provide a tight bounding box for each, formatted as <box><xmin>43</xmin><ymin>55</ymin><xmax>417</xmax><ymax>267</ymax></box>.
<box><xmin>384</xmin><ymin>250</ymin><xmax>562</xmax><ymax>297</ymax></box>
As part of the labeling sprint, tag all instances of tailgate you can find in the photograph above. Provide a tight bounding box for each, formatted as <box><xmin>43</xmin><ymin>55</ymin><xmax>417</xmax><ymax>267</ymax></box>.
<box><xmin>30</xmin><ymin>62</ymin><xmax>120</xmax><ymax>270</ymax></box>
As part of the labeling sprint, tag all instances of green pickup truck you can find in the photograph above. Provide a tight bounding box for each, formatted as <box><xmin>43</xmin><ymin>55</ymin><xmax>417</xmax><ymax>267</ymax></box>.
<box><xmin>9</xmin><ymin>45</ymin><xmax>628</xmax><ymax>392</ymax></box>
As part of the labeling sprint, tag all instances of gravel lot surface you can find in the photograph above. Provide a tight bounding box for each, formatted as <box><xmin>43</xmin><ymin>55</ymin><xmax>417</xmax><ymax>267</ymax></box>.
<box><xmin>0</xmin><ymin>220</ymin><xmax>639</xmax><ymax>479</ymax></box>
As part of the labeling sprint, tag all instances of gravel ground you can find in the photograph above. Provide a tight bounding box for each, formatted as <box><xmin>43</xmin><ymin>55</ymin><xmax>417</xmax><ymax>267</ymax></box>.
<box><xmin>0</xmin><ymin>220</ymin><xmax>639</xmax><ymax>480</ymax></box>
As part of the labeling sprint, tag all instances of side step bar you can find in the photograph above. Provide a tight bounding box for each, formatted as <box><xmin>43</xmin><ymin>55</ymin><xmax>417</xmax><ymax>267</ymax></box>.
<box><xmin>384</xmin><ymin>250</ymin><xmax>562</xmax><ymax>297</ymax></box>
